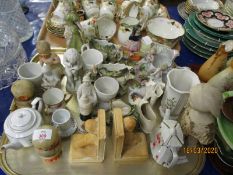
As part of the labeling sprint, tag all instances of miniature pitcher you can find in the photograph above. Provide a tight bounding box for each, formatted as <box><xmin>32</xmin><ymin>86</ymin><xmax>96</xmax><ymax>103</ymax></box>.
<box><xmin>160</xmin><ymin>68</ymin><xmax>200</xmax><ymax>118</ymax></box>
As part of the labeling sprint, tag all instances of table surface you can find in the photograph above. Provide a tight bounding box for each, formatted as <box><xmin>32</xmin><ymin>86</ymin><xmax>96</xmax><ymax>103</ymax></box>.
<box><xmin>0</xmin><ymin>1</ymin><xmax>219</xmax><ymax>175</ymax></box>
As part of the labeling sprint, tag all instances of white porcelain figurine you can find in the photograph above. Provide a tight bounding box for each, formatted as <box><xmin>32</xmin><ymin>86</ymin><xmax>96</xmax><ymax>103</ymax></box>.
<box><xmin>63</xmin><ymin>48</ymin><xmax>83</xmax><ymax>93</ymax></box>
<box><xmin>77</xmin><ymin>72</ymin><xmax>97</xmax><ymax>121</ymax></box>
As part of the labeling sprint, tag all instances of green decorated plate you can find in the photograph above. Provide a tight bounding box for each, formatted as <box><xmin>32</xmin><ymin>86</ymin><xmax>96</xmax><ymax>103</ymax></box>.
<box><xmin>217</xmin><ymin>114</ymin><xmax>233</xmax><ymax>150</ymax></box>
<box><xmin>183</xmin><ymin>35</ymin><xmax>214</xmax><ymax>56</ymax></box>
<box><xmin>188</xmin><ymin>15</ymin><xmax>225</xmax><ymax>43</ymax></box>
<box><xmin>182</xmin><ymin>37</ymin><xmax>210</xmax><ymax>58</ymax></box>
<box><xmin>190</xmin><ymin>13</ymin><xmax>233</xmax><ymax>40</ymax></box>
<box><xmin>184</xmin><ymin>22</ymin><xmax>219</xmax><ymax>48</ymax></box>
<box><xmin>197</xmin><ymin>10</ymin><xmax>233</xmax><ymax>32</ymax></box>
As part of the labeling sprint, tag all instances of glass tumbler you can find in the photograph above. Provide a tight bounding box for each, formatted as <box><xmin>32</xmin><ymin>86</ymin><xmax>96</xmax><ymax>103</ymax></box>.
<box><xmin>0</xmin><ymin>21</ymin><xmax>27</xmax><ymax>90</ymax></box>
<box><xmin>0</xmin><ymin>0</ymin><xmax>33</xmax><ymax>42</ymax></box>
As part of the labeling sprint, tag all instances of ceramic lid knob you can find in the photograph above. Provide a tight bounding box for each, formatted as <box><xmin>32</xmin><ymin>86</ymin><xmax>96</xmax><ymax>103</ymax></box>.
<box><xmin>32</xmin><ymin>125</ymin><xmax>60</xmax><ymax>150</ymax></box>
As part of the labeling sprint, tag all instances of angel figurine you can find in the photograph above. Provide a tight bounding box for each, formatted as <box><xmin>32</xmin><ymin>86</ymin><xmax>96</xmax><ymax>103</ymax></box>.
<box><xmin>77</xmin><ymin>72</ymin><xmax>97</xmax><ymax>121</ymax></box>
<box><xmin>63</xmin><ymin>48</ymin><xmax>83</xmax><ymax>93</ymax></box>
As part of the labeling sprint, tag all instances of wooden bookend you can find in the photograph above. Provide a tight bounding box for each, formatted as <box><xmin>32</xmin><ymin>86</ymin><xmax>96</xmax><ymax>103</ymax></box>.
<box><xmin>69</xmin><ymin>109</ymin><xmax>106</xmax><ymax>163</ymax></box>
<box><xmin>112</xmin><ymin>108</ymin><xmax>149</xmax><ymax>161</ymax></box>
<box><xmin>112</xmin><ymin>108</ymin><xmax>125</xmax><ymax>160</ymax></box>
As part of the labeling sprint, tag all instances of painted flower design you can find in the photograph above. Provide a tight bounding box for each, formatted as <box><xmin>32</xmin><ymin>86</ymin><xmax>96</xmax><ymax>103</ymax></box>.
<box><xmin>226</xmin><ymin>20</ymin><xmax>233</xmax><ymax>28</ymax></box>
<box><xmin>201</xmin><ymin>11</ymin><xmax>213</xmax><ymax>18</ymax></box>
<box><xmin>215</xmin><ymin>12</ymin><xmax>229</xmax><ymax>21</ymax></box>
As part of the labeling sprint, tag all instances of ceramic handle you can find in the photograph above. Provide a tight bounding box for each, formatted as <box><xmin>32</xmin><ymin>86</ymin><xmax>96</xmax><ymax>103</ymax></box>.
<box><xmin>64</xmin><ymin>93</ymin><xmax>72</xmax><ymax>103</ymax></box>
<box><xmin>81</xmin><ymin>44</ymin><xmax>90</xmax><ymax>54</ymax></box>
<box><xmin>31</xmin><ymin>97</ymin><xmax>43</xmax><ymax>113</ymax></box>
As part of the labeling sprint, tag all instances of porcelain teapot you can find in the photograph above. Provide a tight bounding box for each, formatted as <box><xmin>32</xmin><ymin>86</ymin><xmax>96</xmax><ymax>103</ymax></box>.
<box><xmin>1</xmin><ymin>98</ymin><xmax>43</xmax><ymax>150</ymax></box>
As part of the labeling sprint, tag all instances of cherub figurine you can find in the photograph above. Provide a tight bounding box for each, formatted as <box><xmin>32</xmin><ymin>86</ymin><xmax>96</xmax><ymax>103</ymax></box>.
<box><xmin>77</xmin><ymin>72</ymin><xmax>97</xmax><ymax>121</ymax></box>
<box><xmin>63</xmin><ymin>48</ymin><xmax>83</xmax><ymax>93</ymax></box>
<box><xmin>36</xmin><ymin>40</ymin><xmax>64</xmax><ymax>78</ymax></box>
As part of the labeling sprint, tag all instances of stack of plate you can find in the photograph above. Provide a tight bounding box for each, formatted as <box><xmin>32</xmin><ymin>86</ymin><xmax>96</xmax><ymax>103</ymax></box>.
<box><xmin>178</xmin><ymin>0</ymin><xmax>222</xmax><ymax>20</ymax></box>
<box><xmin>46</xmin><ymin>16</ymin><xmax>65</xmax><ymax>38</ymax></box>
<box><xmin>183</xmin><ymin>10</ymin><xmax>233</xmax><ymax>59</ymax></box>
<box><xmin>224</xmin><ymin>0</ymin><xmax>233</xmax><ymax>17</ymax></box>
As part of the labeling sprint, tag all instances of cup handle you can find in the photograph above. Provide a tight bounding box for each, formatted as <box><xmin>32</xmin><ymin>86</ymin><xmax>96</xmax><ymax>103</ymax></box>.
<box><xmin>31</xmin><ymin>97</ymin><xmax>43</xmax><ymax>113</ymax></box>
<box><xmin>167</xmin><ymin>148</ymin><xmax>179</xmax><ymax>168</ymax></box>
<box><xmin>64</xmin><ymin>93</ymin><xmax>72</xmax><ymax>103</ymax></box>
<box><xmin>81</xmin><ymin>44</ymin><xmax>90</xmax><ymax>54</ymax></box>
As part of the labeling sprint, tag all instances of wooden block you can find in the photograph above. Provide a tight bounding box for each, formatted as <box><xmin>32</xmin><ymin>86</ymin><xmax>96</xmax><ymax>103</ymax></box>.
<box><xmin>69</xmin><ymin>109</ymin><xmax>106</xmax><ymax>163</ymax></box>
<box><xmin>121</xmin><ymin>132</ymin><xmax>149</xmax><ymax>161</ymax></box>
<box><xmin>97</xmin><ymin>109</ymin><xmax>106</xmax><ymax>162</ymax></box>
<box><xmin>112</xmin><ymin>108</ymin><xmax>125</xmax><ymax>160</ymax></box>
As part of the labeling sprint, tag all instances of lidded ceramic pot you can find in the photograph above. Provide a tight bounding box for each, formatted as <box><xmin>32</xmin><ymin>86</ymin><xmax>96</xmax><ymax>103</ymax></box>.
<box><xmin>11</xmin><ymin>79</ymin><xmax>35</xmax><ymax>108</ymax></box>
<box><xmin>32</xmin><ymin>125</ymin><xmax>62</xmax><ymax>163</ymax></box>
<box><xmin>2</xmin><ymin>107</ymin><xmax>43</xmax><ymax>150</ymax></box>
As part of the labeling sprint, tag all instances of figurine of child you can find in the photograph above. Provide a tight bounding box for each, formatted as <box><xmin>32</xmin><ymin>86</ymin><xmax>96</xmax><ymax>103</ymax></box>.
<box><xmin>77</xmin><ymin>72</ymin><xmax>97</xmax><ymax>121</ymax></box>
<box><xmin>36</xmin><ymin>40</ymin><xmax>64</xmax><ymax>79</ymax></box>
<box><xmin>63</xmin><ymin>48</ymin><xmax>83</xmax><ymax>93</ymax></box>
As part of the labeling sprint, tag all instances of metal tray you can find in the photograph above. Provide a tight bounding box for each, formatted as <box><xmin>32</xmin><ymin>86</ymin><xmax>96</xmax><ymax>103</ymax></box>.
<box><xmin>0</xmin><ymin>48</ymin><xmax>205</xmax><ymax>175</ymax></box>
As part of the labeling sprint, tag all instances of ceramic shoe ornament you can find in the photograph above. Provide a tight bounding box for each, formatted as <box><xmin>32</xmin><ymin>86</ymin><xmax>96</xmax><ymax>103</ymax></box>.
<box><xmin>150</xmin><ymin>109</ymin><xmax>187</xmax><ymax>168</ymax></box>
<box><xmin>198</xmin><ymin>40</ymin><xmax>233</xmax><ymax>82</ymax></box>
<box><xmin>77</xmin><ymin>72</ymin><xmax>97</xmax><ymax>121</ymax></box>
<box><xmin>63</xmin><ymin>48</ymin><xmax>83</xmax><ymax>93</ymax></box>
<box><xmin>134</xmin><ymin>97</ymin><xmax>159</xmax><ymax>133</ymax></box>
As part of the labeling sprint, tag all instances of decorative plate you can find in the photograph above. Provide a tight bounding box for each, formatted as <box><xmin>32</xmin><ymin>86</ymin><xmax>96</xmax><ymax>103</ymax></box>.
<box><xmin>191</xmin><ymin>13</ymin><xmax>233</xmax><ymax>40</ymax></box>
<box><xmin>177</xmin><ymin>2</ymin><xmax>188</xmax><ymax>20</ymax></box>
<box><xmin>197</xmin><ymin>10</ymin><xmax>233</xmax><ymax>32</ymax></box>
<box><xmin>147</xmin><ymin>17</ymin><xmax>185</xmax><ymax>40</ymax></box>
<box><xmin>182</xmin><ymin>37</ymin><xmax>210</xmax><ymax>59</ymax></box>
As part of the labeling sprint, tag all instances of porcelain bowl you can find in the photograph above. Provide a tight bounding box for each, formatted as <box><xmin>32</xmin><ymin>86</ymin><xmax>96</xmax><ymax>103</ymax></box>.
<box><xmin>96</xmin><ymin>17</ymin><xmax>116</xmax><ymax>40</ymax></box>
<box><xmin>94</xmin><ymin>76</ymin><xmax>119</xmax><ymax>102</ymax></box>
<box><xmin>147</xmin><ymin>17</ymin><xmax>185</xmax><ymax>40</ymax></box>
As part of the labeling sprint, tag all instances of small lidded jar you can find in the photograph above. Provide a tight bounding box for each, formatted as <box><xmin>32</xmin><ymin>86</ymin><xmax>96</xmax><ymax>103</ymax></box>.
<box><xmin>32</xmin><ymin>125</ymin><xmax>62</xmax><ymax>163</ymax></box>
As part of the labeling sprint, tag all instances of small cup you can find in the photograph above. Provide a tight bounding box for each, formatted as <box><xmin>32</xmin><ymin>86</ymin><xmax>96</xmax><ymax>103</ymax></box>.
<box><xmin>17</xmin><ymin>62</ymin><xmax>43</xmax><ymax>86</ymax></box>
<box><xmin>94</xmin><ymin>76</ymin><xmax>119</xmax><ymax>102</ymax></box>
<box><xmin>52</xmin><ymin>108</ymin><xmax>72</xmax><ymax>131</ymax></box>
<box><xmin>81</xmin><ymin>44</ymin><xmax>104</xmax><ymax>70</ymax></box>
<box><xmin>42</xmin><ymin>88</ymin><xmax>71</xmax><ymax>114</ymax></box>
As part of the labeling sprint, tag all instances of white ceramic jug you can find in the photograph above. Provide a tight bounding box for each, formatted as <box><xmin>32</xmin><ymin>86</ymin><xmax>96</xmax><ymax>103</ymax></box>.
<box><xmin>160</xmin><ymin>68</ymin><xmax>200</xmax><ymax>118</ymax></box>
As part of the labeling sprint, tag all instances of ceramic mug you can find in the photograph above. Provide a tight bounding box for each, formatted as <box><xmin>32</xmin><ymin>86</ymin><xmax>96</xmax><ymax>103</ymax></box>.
<box><xmin>160</xmin><ymin>68</ymin><xmax>200</xmax><ymax>118</ymax></box>
<box><xmin>42</xmin><ymin>88</ymin><xmax>71</xmax><ymax>114</ymax></box>
<box><xmin>17</xmin><ymin>62</ymin><xmax>43</xmax><ymax>86</ymax></box>
<box><xmin>81</xmin><ymin>44</ymin><xmax>104</xmax><ymax>70</ymax></box>
<box><xmin>52</xmin><ymin>108</ymin><xmax>73</xmax><ymax>131</ymax></box>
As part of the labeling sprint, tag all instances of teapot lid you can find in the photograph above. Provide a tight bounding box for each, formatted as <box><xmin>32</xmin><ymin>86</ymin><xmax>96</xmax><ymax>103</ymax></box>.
<box><xmin>4</xmin><ymin>108</ymin><xmax>42</xmax><ymax>139</ymax></box>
